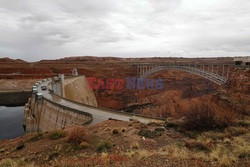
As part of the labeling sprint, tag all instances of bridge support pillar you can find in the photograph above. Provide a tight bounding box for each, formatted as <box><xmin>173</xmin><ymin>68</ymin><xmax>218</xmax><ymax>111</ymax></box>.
<box><xmin>226</xmin><ymin>65</ymin><xmax>230</xmax><ymax>79</ymax></box>
<box><xmin>222</xmin><ymin>65</ymin><xmax>225</xmax><ymax>77</ymax></box>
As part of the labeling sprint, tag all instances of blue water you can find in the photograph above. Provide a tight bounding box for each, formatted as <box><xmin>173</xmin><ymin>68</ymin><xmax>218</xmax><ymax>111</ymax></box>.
<box><xmin>0</xmin><ymin>106</ymin><xmax>25</xmax><ymax>140</ymax></box>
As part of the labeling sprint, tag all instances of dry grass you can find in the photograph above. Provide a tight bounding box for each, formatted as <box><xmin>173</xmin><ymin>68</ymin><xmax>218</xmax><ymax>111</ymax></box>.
<box><xmin>184</xmin><ymin>139</ymin><xmax>210</xmax><ymax>152</ymax></box>
<box><xmin>162</xmin><ymin>141</ymin><xmax>191</xmax><ymax>159</ymax></box>
<box><xmin>96</xmin><ymin>141</ymin><xmax>112</xmax><ymax>152</ymax></box>
<box><xmin>196</xmin><ymin>124</ymin><xmax>250</xmax><ymax>166</ymax></box>
<box><xmin>67</xmin><ymin>127</ymin><xmax>88</xmax><ymax>145</ymax></box>
<box><xmin>125</xmin><ymin>149</ymin><xmax>153</xmax><ymax>159</ymax></box>
<box><xmin>0</xmin><ymin>158</ymin><xmax>34</xmax><ymax>167</ymax></box>
<box><xmin>138</xmin><ymin>129</ymin><xmax>162</xmax><ymax>138</ymax></box>
<box><xmin>28</xmin><ymin>133</ymin><xmax>44</xmax><ymax>142</ymax></box>
<box><xmin>48</xmin><ymin>130</ymin><xmax>66</xmax><ymax>140</ymax></box>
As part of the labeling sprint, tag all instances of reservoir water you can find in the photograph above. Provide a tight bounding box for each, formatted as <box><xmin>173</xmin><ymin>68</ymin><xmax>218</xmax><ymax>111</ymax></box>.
<box><xmin>0</xmin><ymin>106</ymin><xmax>25</xmax><ymax>140</ymax></box>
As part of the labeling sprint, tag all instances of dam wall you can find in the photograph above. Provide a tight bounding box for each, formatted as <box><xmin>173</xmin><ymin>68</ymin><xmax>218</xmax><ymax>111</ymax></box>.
<box><xmin>23</xmin><ymin>78</ymin><xmax>93</xmax><ymax>132</ymax></box>
<box><xmin>63</xmin><ymin>76</ymin><xmax>97</xmax><ymax>107</ymax></box>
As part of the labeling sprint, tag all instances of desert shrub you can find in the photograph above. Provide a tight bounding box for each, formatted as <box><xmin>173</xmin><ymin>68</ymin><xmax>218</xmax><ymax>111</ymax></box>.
<box><xmin>112</xmin><ymin>129</ymin><xmax>119</xmax><ymax>135</ymax></box>
<box><xmin>28</xmin><ymin>133</ymin><xmax>44</xmax><ymax>142</ymax></box>
<box><xmin>147</xmin><ymin>122</ymin><xmax>163</xmax><ymax>126</ymax></box>
<box><xmin>45</xmin><ymin>152</ymin><xmax>59</xmax><ymax>161</ymax></box>
<box><xmin>164</xmin><ymin>121</ymin><xmax>179</xmax><ymax>128</ymax></box>
<box><xmin>96</xmin><ymin>141</ymin><xmax>112</xmax><ymax>152</ymax></box>
<box><xmin>131</xmin><ymin>142</ymin><xmax>139</xmax><ymax>149</ymax></box>
<box><xmin>48</xmin><ymin>130</ymin><xmax>66</xmax><ymax>140</ymax></box>
<box><xmin>138</xmin><ymin>129</ymin><xmax>162</xmax><ymax>138</ymax></box>
<box><xmin>183</xmin><ymin>104</ymin><xmax>235</xmax><ymax>131</ymax></box>
<box><xmin>154</xmin><ymin>127</ymin><xmax>165</xmax><ymax>132</ymax></box>
<box><xmin>16</xmin><ymin>143</ymin><xmax>25</xmax><ymax>150</ymax></box>
<box><xmin>80</xmin><ymin>141</ymin><xmax>90</xmax><ymax>149</ymax></box>
<box><xmin>67</xmin><ymin>127</ymin><xmax>88</xmax><ymax>145</ymax></box>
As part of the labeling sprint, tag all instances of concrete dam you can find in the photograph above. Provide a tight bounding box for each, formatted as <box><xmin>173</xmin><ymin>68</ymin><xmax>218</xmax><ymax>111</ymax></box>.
<box><xmin>23</xmin><ymin>75</ymin><xmax>164</xmax><ymax>132</ymax></box>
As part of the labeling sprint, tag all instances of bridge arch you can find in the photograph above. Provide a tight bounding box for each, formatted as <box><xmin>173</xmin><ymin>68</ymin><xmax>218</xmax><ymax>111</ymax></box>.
<box><xmin>138</xmin><ymin>65</ymin><xmax>228</xmax><ymax>85</ymax></box>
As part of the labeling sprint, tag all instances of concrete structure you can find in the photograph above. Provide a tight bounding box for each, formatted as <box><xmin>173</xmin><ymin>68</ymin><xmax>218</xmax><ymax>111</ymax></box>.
<box><xmin>23</xmin><ymin>78</ymin><xmax>93</xmax><ymax>132</ymax></box>
<box><xmin>72</xmin><ymin>69</ymin><xmax>78</xmax><ymax>76</ymax></box>
<box><xmin>63</xmin><ymin>76</ymin><xmax>98</xmax><ymax>107</ymax></box>
<box><xmin>234</xmin><ymin>57</ymin><xmax>250</xmax><ymax>67</ymax></box>
<box><xmin>135</xmin><ymin>63</ymin><xmax>234</xmax><ymax>85</ymax></box>
<box><xmin>24</xmin><ymin>76</ymin><xmax>164</xmax><ymax>132</ymax></box>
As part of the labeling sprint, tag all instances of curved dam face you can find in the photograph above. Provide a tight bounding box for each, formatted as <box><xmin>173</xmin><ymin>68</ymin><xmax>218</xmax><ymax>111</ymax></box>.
<box><xmin>63</xmin><ymin>76</ymin><xmax>97</xmax><ymax>107</ymax></box>
<box><xmin>23</xmin><ymin>76</ymin><xmax>95</xmax><ymax>132</ymax></box>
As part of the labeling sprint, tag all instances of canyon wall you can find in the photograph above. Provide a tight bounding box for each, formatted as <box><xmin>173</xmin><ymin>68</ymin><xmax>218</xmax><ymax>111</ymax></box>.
<box><xmin>211</xmin><ymin>69</ymin><xmax>250</xmax><ymax>115</ymax></box>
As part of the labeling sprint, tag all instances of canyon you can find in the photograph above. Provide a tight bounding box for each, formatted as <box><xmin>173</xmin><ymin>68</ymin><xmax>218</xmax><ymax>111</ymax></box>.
<box><xmin>0</xmin><ymin>57</ymin><xmax>234</xmax><ymax>115</ymax></box>
<box><xmin>0</xmin><ymin>56</ymin><xmax>249</xmax><ymax>167</ymax></box>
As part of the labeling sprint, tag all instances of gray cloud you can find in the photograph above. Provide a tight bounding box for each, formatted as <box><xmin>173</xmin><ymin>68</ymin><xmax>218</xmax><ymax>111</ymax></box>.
<box><xmin>0</xmin><ymin>0</ymin><xmax>249</xmax><ymax>61</ymax></box>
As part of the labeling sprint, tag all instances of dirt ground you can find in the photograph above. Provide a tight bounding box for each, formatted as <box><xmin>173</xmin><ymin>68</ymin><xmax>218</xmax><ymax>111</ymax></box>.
<box><xmin>0</xmin><ymin>119</ymin><xmax>249</xmax><ymax>167</ymax></box>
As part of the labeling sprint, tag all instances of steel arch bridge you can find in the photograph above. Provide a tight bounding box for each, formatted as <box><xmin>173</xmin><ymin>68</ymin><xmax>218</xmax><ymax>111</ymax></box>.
<box><xmin>135</xmin><ymin>64</ymin><xmax>234</xmax><ymax>85</ymax></box>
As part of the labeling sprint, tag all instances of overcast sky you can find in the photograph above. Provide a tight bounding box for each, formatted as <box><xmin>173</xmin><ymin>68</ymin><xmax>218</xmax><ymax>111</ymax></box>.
<box><xmin>0</xmin><ymin>0</ymin><xmax>250</xmax><ymax>61</ymax></box>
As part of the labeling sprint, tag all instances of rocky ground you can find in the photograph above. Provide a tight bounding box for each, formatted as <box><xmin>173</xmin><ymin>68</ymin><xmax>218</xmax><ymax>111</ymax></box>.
<box><xmin>0</xmin><ymin>79</ymin><xmax>37</xmax><ymax>92</ymax></box>
<box><xmin>0</xmin><ymin>118</ymin><xmax>249</xmax><ymax>167</ymax></box>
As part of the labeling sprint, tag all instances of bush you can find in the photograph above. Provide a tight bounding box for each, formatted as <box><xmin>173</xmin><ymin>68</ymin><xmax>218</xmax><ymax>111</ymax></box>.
<box><xmin>45</xmin><ymin>152</ymin><xmax>59</xmax><ymax>161</ymax></box>
<box><xmin>80</xmin><ymin>141</ymin><xmax>90</xmax><ymax>149</ymax></box>
<box><xmin>16</xmin><ymin>143</ymin><xmax>25</xmax><ymax>150</ymax></box>
<box><xmin>112</xmin><ymin>129</ymin><xmax>119</xmax><ymax>135</ymax></box>
<box><xmin>138</xmin><ymin>129</ymin><xmax>162</xmax><ymax>138</ymax></box>
<box><xmin>67</xmin><ymin>127</ymin><xmax>88</xmax><ymax>145</ymax></box>
<box><xmin>96</xmin><ymin>141</ymin><xmax>112</xmax><ymax>152</ymax></box>
<box><xmin>183</xmin><ymin>104</ymin><xmax>235</xmax><ymax>131</ymax></box>
<box><xmin>154</xmin><ymin>127</ymin><xmax>165</xmax><ymax>132</ymax></box>
<box><xmin>164</xmin><ymin>121</ymin><xmax>179</xmax><ymax>128</ymax></box>
<box><xmin>131</xmin><ymin>142</ymin><xmax>139</xmax><ymax>149</ymax></box>
<box><xmin>28</xmin><ymin>133</ymin><xmax>44</xmax><ymax>142</ymax></box>
<box><xmin>48</xmin><ymin>130</ymin><xmax>66</xmax><ymax>140</ymax></box>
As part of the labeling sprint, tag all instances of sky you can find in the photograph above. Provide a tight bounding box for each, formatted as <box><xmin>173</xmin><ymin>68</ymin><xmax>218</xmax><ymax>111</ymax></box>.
<box><xmin>0</xmin><ymin>0</ymin><xmax>250</xmax><ymax>61</ymax></box>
